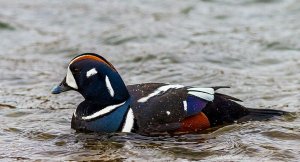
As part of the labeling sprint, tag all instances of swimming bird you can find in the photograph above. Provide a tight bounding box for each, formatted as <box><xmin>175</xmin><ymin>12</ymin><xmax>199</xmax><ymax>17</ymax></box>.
<box><xmin>52</xmin><ymin>53</ymin><xmax>286</xmax><ymax>136</ymax></box>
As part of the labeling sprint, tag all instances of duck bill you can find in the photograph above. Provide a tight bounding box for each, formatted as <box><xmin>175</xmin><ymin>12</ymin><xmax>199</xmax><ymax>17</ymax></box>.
<box><xmin>51</xmin><ymin>78</ymin><xmax>72</xmax><ymax>94</ymax></box>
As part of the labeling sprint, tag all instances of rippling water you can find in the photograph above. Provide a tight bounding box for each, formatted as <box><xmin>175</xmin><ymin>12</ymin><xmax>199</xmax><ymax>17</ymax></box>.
<box><xmin>0</xmin><ymin>0</ymin><xmax>299</xmax><ymax>161</ymax></box>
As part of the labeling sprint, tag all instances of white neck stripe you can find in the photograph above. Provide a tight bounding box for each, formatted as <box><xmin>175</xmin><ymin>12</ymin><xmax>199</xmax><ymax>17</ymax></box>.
<box><xmin>105</xmin><ymin>76</ymin><xmax>115</xmax><ymax>97</ymax></box>
<box><xmin>81</xmin><ymin>101</ymin><xmax>126</xmax><ymax>120</ymax></box>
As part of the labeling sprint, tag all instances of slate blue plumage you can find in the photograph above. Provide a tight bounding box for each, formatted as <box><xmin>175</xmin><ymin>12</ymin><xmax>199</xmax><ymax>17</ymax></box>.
<box><xmin>79</xmin><ymin>99</ymin><xmax>131</xmax><ymax>132</ymax></box>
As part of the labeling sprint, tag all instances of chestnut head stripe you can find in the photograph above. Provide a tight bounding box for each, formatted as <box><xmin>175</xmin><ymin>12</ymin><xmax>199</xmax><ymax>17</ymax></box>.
<box><xmin>70</xmin><ymin>55</ymin><xmax>116</xmax><ymax>71</ymax></box>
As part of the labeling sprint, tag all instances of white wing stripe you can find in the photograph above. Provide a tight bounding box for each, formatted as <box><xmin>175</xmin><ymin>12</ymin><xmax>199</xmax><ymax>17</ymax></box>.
<box><xmin>188</xmin><ymin>91</ymin><xmax>214</xmax><ymax>101</ymax></box>
<box><xmin>138</xmin><ymin>84</ymin><xmax>184</xmax><ymax>103</ymax></box>
<box><xmin>187</xmin><ymin>88</ymin><xmax>214</xmax><ymax>95</ymax></box>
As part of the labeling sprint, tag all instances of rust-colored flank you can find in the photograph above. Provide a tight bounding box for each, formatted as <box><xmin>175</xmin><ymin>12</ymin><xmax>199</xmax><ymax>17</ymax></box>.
<box><xmin>176</xmin><ymin>112</ymin><xmax>211</xmax><ymax>133</ymax></box>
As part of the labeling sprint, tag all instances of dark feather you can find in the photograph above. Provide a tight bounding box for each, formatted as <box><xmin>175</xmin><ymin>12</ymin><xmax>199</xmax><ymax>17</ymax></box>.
<box><xmin>237</xmin><ymin>108</ymin><xmax>287</xmax><ymax>122</ymax></box>
<box><xmin>215</xmin><ymin>93</ymin><xmax>243</xmax><ymax>102</ymax></box>
<box><xmin>211</xmin><ymin>86</ymin><xmax>231</xmax><ymax>91</ymax></box>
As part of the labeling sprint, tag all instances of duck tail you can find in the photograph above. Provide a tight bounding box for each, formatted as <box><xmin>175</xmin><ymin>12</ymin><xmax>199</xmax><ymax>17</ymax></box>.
<box><xmin>238</xmin><ymin>108</ymin><xmax>288</xmax><ymax>122</ymax></box>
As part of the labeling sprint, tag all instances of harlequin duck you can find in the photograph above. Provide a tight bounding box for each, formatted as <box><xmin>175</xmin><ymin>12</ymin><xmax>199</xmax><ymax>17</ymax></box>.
<box><xmin>51</xmin><ymin>53</ymin><xmax>286</xmax><ymax>136</ymax></box>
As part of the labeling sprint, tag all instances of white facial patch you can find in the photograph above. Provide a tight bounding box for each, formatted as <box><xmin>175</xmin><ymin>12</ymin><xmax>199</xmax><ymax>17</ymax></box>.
<box><xmin>86</xmin><ymin>68</ymin><xmax>98</xmax><ymax>78</ymax></box>
<box><xmin>66</xmin><ymin>67</ymin><xmax>78</xmax><ymax>89</ymax></box>
<box><xmin>105</xmin><ymin>76</ymin><xmax>114</xmax><ymax>97</ymax></box>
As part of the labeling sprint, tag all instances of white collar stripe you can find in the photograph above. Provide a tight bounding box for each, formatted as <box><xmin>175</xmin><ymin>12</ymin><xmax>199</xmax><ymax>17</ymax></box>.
<box><xmin>81</xmin><ymin>101</ymin><xmax>126</xmax><ymax>120</ymax></box>
<box><xmin>183</xmin><ymin>101</ymin><xmax>187</xmax><ymax>112</ymax></box>
<box><xmin>121</xmin><ymin>108</ymin><xmax>134</xmax><ymax>132</ymax></box>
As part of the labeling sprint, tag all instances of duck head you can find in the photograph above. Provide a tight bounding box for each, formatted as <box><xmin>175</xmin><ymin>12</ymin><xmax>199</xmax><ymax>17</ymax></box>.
<box><xmin>52</xmin><ymin>53</ymin><xmax>130</xmax><ymax>106</ymax></box>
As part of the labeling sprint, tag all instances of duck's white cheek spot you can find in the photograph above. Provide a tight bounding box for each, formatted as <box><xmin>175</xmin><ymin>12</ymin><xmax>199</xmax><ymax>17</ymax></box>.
<box><xmin>66</xmin><ymin>67</ymin><xmax>78</xmax><ymax>89</ymax></box>
<box><xmin>105</xmin><ymin>76</ymin><xmax>114</xmax><ymax>97</ymax></box>
<box><xmin>86</xmin><ymin>68</ymin><xmax>98</xmax><ymax>78</ymax></box>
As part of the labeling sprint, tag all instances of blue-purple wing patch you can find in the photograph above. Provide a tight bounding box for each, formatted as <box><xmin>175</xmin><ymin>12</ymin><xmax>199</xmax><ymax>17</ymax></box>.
<box><xmin>186</xmin><ymin>95</ymin><xmax>208</xmax><ymax>116</ymax></box>
<box><xmin>185</xmin><ymin>87</ymin><xmax>215</xmax><ymax>117</ymax></box>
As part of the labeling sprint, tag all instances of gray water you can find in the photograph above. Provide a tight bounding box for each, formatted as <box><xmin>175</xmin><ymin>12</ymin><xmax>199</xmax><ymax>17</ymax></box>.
<box><xmin>0</xmin><ymin>0</ymin><xmax>299</xmax><ymax>161</ymax></box>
